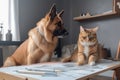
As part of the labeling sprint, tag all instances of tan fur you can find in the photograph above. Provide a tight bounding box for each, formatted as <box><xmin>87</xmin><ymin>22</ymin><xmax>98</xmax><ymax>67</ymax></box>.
<box><xmin>62</xmin><ymin>26</ymin><xmax>99</xmax><ymax>66</ymax></box>
<box><xmin>3</xmin><ymin>4</ymin><xmax>65</xmax><ymax>67</ymax></box>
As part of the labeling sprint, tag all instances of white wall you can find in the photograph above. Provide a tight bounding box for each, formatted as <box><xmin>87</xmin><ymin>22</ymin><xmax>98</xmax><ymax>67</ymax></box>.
<box><xmin>19</xmin><ymin>0</ymin><xmax>59</xmax><ymax>40</ymax></box>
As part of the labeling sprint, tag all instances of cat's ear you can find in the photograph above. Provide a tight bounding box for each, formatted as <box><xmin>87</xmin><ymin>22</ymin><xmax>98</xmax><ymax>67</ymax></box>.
<box><xmin>80</xmin><ymin>26</ymin><xmax>85</xmax><ymax>32</ymax></box>
<box><xmin>93</xmin><ymin>27</ymin><xmax>99</xmax><ymax>32</ymax></box>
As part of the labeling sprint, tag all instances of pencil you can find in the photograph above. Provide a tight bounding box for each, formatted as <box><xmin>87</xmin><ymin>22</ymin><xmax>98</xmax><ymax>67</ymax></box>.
<box><xmin>15</xmin><ymin>70</ymin><xmax>45</xmax><ymax>75</ymax></box>
<box><xmin>25</xmin><ymin>68</ymin><xmax>62</xmax><ymax>72</ymax></box>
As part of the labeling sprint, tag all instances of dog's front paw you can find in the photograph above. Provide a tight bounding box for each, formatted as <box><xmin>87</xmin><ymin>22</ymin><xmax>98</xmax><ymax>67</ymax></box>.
<box><xmin>77</xmin><ymin>61</ymin><xmax>84</xmax><ymax>66</ymax></box>
<box><xmin>61</xmin><ymin>57</ymin><xmax>70</xmax><ymax>62</ymax></box>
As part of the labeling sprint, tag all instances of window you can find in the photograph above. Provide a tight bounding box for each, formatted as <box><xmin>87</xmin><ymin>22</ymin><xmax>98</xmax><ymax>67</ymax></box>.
<box><xmin>0</xmin><ymin>0</ymin><xmax>9</xmax><ymax>40</ymax></box>
<box><xmin>0</xmin><ymin>0</ymin><xmax>20</xmax><ymax>41</ymax></box>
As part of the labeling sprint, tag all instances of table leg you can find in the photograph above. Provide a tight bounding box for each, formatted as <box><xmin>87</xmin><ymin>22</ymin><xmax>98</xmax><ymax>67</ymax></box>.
<box><xmin>115</xmin><ymin>67</ymin><xmax>120</xmax><ymax>80</ymax></box>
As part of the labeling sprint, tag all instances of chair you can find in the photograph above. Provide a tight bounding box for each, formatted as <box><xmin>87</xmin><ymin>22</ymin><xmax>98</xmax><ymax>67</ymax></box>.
<box><xmin>112</xmin><ymin>41</ymin><xmax>120</xmax><ymax>80</ymax></box>
<box><xmin>115</xmin><ymin>41</ymin><xmax>120</xmax><ymax>60</ymax></box>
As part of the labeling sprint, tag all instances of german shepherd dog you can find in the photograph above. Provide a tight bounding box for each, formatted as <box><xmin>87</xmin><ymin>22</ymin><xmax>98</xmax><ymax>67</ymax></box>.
<box><xmin>3</xmin><ymin>4</ymin><xmax>68</xmax><ymax>67</ymax></box>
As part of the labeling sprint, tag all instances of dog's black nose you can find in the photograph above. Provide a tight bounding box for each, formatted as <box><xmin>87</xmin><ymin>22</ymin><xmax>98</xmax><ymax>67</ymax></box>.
<box><xmin>62</xmin><ymin>29</ymin><xmax>69</xmax><ymax>36</ymax></box>
<box><xmin>53</xmin><ymin>28</ymin><xmax>69</xmax><ymax>37</ymax></box>
<box><xmin>64</xmin><ymin>31</ymin><xmax>69</xmax><ymax>36</ymax></box>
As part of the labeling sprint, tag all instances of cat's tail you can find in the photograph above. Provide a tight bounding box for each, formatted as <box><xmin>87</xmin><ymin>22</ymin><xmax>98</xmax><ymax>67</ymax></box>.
<box><xmin>61</xmin><ymin>56</ymin><xmax>71</xmax><ymax>62</ymax></box>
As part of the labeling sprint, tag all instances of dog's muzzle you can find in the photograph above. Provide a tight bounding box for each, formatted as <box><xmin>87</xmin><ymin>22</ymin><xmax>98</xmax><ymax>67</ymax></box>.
<box><xmin>53</xmin><ymin>29</ymin><xmax>68</xmax><ymax>38</ymax></box>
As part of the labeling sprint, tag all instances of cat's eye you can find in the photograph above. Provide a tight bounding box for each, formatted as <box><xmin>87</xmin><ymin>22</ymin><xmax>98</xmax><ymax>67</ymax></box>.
<box><xmin>89</xmin><ymin>36</ymin><xmax>94</xmax><ymax>39</ymax></box>
<box><xmin>83</xmin><ymin>36</ymin><xmax>86</xmax><ymax>39</ymax></box>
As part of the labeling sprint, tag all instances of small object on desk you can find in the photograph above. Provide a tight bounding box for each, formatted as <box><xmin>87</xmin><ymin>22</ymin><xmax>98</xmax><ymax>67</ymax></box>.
<box><xmin>26</xmin><ymin>68</ymin><xmax>61</xmax><ymax>72</ymax></box>
<box><xmin>15</xmin><ymin>70</ymin><xmax>45</xmax><ymax>75</ymax></box>
<box><xmin>15</xmin><ymin>70</ymin><xmax>58</xmax><ymax>77</ymax></box>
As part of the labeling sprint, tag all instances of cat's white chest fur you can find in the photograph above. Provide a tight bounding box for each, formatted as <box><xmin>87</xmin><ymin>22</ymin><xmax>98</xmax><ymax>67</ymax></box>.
<box><xmin>80</xmin><ymin>42</ymin><xmax>95</xmax><ymax>57</ymax></box>
<box><xmin>84</xmin><ymin>46</ymin><xmax>89</xmax><ymax>57</ymax></box>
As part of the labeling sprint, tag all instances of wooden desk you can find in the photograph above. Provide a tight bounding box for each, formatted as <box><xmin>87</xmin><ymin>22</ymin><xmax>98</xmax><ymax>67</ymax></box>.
<box><xmin>0</xmin><ymin>59</ymin><xmax>120</xmax><ymax>80</ymax></box>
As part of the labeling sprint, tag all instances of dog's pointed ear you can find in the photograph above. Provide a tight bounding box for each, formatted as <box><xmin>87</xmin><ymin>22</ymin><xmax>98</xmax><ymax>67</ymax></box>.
<box><xmin>58</xmin><ymin>10</ymin><xmax>64</xmax><ymax>17</ymax></box>
<box><xmin>49</xmin><ymin>3</ymin><xmax>57</xmax><ymax>21</ymax></box>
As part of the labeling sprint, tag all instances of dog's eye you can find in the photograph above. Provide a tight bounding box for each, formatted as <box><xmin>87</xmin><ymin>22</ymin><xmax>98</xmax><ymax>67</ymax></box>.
<box><xmin>56</xmin><ymin>21</ymin><xmax>62</xmax><ymax>27</ymax></box>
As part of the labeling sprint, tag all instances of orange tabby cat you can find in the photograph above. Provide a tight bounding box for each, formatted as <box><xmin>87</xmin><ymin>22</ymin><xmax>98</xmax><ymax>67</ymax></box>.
<box><xmin>62</xmin><ymin>26</ymin><xmax>99</xmax><ymax>66</ymax></box>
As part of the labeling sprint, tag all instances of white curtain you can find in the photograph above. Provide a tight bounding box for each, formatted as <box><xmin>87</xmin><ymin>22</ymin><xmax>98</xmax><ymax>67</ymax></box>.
<box><xmin>0</xmin><ymin>0</ymin><xmax>20</xmax><ymax>41</ymax></box>
<box><xmin>9</xmin><ymin>0</ymin><xmax>20</xmax><ymax>41</ymax></box>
